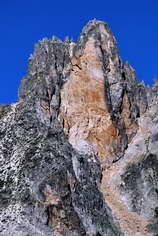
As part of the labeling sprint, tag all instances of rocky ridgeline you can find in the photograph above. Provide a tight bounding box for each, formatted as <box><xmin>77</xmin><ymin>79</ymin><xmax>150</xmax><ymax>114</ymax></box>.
<box><xmin>0</xmin><ymin>20</ymin><xmax>158</xmax><ymax>235</ymax></box>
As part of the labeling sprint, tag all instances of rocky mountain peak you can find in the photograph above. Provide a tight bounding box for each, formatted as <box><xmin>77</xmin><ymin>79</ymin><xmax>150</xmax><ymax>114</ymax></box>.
<box><xmin>1</xmin><ymin>20</ymin><xmax>158</xmax><ymax>235</ymax></box>
<box><xmin>19</xmin><ymin>20</ymin><xmax>148</xmax><ymax>165</ymax></box>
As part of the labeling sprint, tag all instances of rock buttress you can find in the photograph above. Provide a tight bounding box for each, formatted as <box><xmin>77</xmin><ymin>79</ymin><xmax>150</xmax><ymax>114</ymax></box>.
<box><xmin>19</xmin><ymin>20</ymin><xmax>148</xmax><ymax>167</ymax></box>
<box><xmin>59</xmin><ymin>20</ymin><xmax>148</xmax><ymax>167</ymax></box>
<box><xmin>1</xmin><ymin>19</ymin><xmax>157</xmax><ymax>235</ymax></box>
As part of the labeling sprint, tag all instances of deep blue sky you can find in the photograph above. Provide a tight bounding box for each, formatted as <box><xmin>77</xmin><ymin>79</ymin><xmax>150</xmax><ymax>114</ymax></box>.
<box><xmin>0</xmin><ymin>0</ymin><xmax>158</xmax><ymax>103</ymax></box>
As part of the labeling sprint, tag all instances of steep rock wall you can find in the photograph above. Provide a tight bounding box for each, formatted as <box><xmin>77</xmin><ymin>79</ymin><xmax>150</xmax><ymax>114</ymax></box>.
<box><xmin>0</xmin><ymin>19</ymin><xmax>158</xmax><ymax>235</ymax></box>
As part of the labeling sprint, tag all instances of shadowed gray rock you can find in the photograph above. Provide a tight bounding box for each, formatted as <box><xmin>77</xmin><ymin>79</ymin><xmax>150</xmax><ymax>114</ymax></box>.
<box><xmin>0</xmin><ymin>94</ymin><xmax>122</xmax><ymax>235</ymax></box>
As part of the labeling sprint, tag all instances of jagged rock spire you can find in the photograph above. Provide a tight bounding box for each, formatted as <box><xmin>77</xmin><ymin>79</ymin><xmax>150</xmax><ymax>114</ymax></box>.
<box><xmin>1</xmin><ymin>20</ymin><xmax>158</xmax><ymax>235</ymax></box>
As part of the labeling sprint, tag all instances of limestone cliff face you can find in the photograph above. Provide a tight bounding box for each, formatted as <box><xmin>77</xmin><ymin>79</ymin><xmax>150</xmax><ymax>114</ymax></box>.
<box><xmin>59</xmin><ymin>22</ymin><xmax>147</xmax><ymax>166</ymax></box>
<box><xmin>0</xmin><ymin>20</ymin><xmax>158</xmax><ymax>235</ymax></box>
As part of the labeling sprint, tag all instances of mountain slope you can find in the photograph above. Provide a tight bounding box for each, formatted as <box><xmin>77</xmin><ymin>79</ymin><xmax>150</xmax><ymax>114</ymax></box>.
<box><xmin>0</xmin><ymin>20</ymin><xmax>158</xmax><ymax>235</ymax></box>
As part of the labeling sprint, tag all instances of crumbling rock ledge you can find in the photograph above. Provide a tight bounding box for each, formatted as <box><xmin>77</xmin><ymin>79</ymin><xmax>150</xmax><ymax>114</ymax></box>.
<box><xmin>0</xmin><ymin>19</ymin><xmax>158</xmax><ymax>235</ymax></box>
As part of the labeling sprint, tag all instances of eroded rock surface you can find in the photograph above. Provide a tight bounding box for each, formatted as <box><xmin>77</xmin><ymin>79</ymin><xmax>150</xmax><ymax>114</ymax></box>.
<box><xmin>102</xmin><ymin>100</ymin><xmax>158</xmax><ymax>235</ymax></box>
<box><xmin>0</xmin><ymin>99</ymin><xmax>122</xmax><ymax>236</ymax></box>
<box><xmin>1</xmin><ymin>19</ymin><xmax>158</xmax><ymax>235</ymax></box>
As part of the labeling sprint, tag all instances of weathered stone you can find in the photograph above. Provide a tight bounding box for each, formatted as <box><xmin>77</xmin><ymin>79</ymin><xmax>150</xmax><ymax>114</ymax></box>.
<box><xmin>60</xmin><ymin>20</ymin><xmax>145</xmax><ymax>166</ymax></box>
<box><xmin>101</xmin><ymin>102</ymin><xmax>158</xmax><ymax>235</ymax></box>
<box><xmin>1</xmin><ymin>19</ymin><xmax>158</xmax><ymax>235</ymax></box>
<box><xmin>0</xmin><ymin>98</ymin><xmax>122</xmax><ymax>235</ymax></box>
